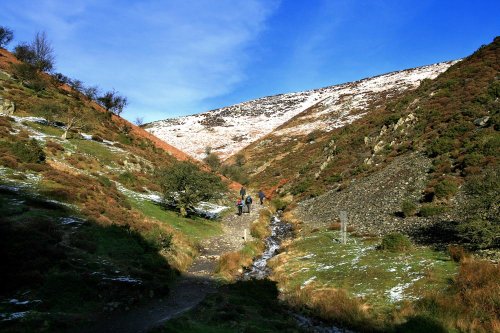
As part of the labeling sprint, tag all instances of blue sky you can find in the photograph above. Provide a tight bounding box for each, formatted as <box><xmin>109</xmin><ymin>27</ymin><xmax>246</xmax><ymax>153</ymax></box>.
<box><xmin>1</xmin><ymin>0</ymin><xmax>499</xmax><ymax>122</ymax></box>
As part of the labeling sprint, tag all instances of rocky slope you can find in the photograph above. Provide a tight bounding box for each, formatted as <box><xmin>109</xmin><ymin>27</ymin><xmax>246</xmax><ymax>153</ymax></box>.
<box><xmin>145</xmin><ymin>61</ymin><xmax>456</xmax><ymax>160</ymax></box>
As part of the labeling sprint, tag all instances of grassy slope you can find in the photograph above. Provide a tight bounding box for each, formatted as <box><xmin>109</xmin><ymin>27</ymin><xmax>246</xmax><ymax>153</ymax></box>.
<box><xmin>238</xmin><ymin>38</ymin><xmax>498</xmax><ymax>332</ymax></box>
<box><xmin>0</xmin><ymin>49</ymin><xmax>224</xmax><ymax>331</ymax></box>
<box><xmin>242</xmin><ymin>38</ymin><xmax>498</xmax><ymax>216</ymax></box>
<box><xmin>152</xmin><ymin>39</ymin><xmax>499</xmax><ymax>333</ymax></box>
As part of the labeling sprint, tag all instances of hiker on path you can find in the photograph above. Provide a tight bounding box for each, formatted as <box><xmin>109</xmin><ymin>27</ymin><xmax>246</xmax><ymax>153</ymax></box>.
<box><xmin>258</xmin><ymin>190</ymin><xmax>266</xmax><ymax>205</ymax></box>
<box><xmin>245</xmin><ymin>195</ymin><xmax>253</xmax><ymax>213</ymax></box>
<box><xmin>236</xmin><ymin>198</ymin><xmax>243</xmax><ymax>216</ymax></box>
<box><xmin>240</xmin><ymin>186</ymin><xmax>246</xmax><ymax>200</ymax></box>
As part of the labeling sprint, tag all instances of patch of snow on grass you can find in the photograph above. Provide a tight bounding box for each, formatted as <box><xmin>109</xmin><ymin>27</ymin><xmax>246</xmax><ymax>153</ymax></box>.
<box><xmin>297</xmin><ymin>254</ymin><xmax>316</xmax><ymax>260</ymax></box>
<box><xmin>301</xmin><ymin>276</ymin><xmax>317</xmax><ymax>289</ymax></box>
<box><xmin>103</xmin><ymin>276</ymin><xmax>142</xmax><ymax>284</ymax></box>
<box><xmin>0</xmin><ymin>311</ymin><xmax>30</xmax><ymax>321</ymax></box>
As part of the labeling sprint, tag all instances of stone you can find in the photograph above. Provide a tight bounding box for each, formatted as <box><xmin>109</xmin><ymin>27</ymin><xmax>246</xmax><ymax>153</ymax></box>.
<box><xmin>373</xmin><ymin>140</ymin><xmax>385</xmax><ymax>154</ymax></box>
<box><xmin>473</xmin><ymin>116</ymin><xmax>490</xmax><ymax>127</ymax></box>
<box><xmin>0</xmin><ymin>97</ymin><xmax>15</xmax><ymax>115</ymax></box>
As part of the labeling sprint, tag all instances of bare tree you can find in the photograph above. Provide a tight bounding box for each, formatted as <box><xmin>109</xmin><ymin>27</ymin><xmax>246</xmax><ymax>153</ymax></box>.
<box><xmin>134</xmin><ymin>117</ymin><xmax>144</xmax><ymax>126</ymax></box>
<box><xmin>31</xmin><ymin>31</ymin><xmax>55</xmax><ymax>72</ymax></box>
<box><xmin>61</xmin><ymin>107</ymin><xmax>87</xmax><ymax>140</ymax></box>
<box><xmin>0</xmin><ymin>26</ymin><xmax>14</xmax><ymax>48</ymax></box>
<box><xmin>13</xmin><ymin>31</ymin><xmax>55</xmax><ymax>72</ymax></box>
<box><xmin>83</xmin><ymin>85</ymin><xmax>100</xmax><ymax>101</ymax></box>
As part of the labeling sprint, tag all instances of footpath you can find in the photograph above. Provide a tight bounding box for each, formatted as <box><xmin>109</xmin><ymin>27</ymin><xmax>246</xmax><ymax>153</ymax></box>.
<box><xmin>80</xmin><ymin>205</ymin><xmax>260</xmax><ymax>333</ymax></box>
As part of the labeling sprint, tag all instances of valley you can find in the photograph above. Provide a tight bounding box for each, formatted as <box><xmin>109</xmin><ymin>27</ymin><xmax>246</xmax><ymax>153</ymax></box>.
<box><xmin>0</xmin><ymin>33</ymin><xmax>498</xmax><ymax>333</ymax></box>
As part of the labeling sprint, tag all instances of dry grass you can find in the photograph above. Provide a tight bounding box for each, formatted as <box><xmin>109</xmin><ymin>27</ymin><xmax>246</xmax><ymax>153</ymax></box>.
<box><xmin>447</xmin><ymin>245</ymin><xmax>469</xmax><ymax>262</ymax></box>
<box><xmin>405</xmin><ymin>259</ymin><xmax>500</xmax><ymax>333</ymax></box>
<box><xmin>250</xmin><ymin>209</ymin><xmax>271</xmax><ymax>239</ymax></box>
<box><xmin>285</xmin><ymin>283</ymin><xmax>379</xmax><ymax>331</ymax></box>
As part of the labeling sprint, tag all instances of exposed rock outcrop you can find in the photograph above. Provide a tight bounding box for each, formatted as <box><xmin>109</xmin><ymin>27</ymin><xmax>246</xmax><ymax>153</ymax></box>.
<box><xmin>295</xmin><ymin>153</ymin><xmax>434</xmax><ymax>236</ymax></box>
<box><xmin>0</xmin><ymin>96</ymin><xmax>15</xmax><ymax>115</ymax></box>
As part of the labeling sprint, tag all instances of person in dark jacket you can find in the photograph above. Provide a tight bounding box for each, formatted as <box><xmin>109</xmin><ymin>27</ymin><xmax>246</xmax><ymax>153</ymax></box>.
<box><xmin>245</xmin><ymin>195</ymin><xmax>253</xmax><ymax>213</ymax></box>
<box><xmin>258</xmin><ymin>190</ymin><xmax>266</xmax><ymax>205</ymax></box>
<box><xmin>239</xmin><ymin>186</ymin><xmax>246</xmax><ymax>200</ymax></box>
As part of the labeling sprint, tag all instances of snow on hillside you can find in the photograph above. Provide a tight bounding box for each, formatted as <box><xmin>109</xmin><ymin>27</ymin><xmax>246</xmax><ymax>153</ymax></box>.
<box><xmin>145</xmin><ymin>61</ymin><xmax>457</xmax><ymax>160</ymax></box>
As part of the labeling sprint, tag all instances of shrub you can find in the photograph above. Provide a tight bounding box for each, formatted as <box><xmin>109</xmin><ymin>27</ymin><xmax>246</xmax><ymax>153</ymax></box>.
<box><xmin>14</xmin><ymin>32</ymin><xmax>55</xmax><ymax>72</ymax></box>
<box><xmin>434</xmin><ymin>178</ymin><xmax>459</xmax><ymax>199</ymax></box>
<box><xmin>457</xmin><ymin>219</ymin><xmax>499</xmax><ymax>250</ymax></box>
<box><xmin>97</xmin><ymin>89</ymin><xmax>128</xmax><ymax>115</ymax></box>
<box><xmin>158</xmin><ymin>161</ymin><xmax>227</xmax><ymax>216</ymax></box>
<box><xmin>45</xmin><ymin>140</ymin><xmax>64</xmax><ymax>154</ymax></box>
<box><xmin>270</xmin><ymin>197</ymin><xmax>287</xmax><ymax>211</ymax></box>
<box><xmin>379</xmin><ymin>233</ymin><xmax>412</xmax><ymax>252</ymax></box>
<box><xmin>144</xmin><ymin>227</ymin><xmax>173</xmax><ymax>251</ymax></box>
<box><xmin>426</xmin><ymin>137</ymin><xmax>455</xmax><ymax>157</ymax></box>
<box><xmin>416</xmin><ymin>260</ymin><xmax>500</xmax><ymax>332</ymax></box>
<box><xmin>290</xmin><ymin>178</ymin><xmax>312</xmax><ymax>195</ymax></box>
<box><xmin>0</xmin><ymin>155</ymin><xmax>18</xmax><ymax>168</ymax></box>
<box><xmin>12</xmin><ymin>139</ymin><xmax>46</xmax><ymax>163</ymax></box>
<box><xmin>419</xmin><ymin>204</ymin><xmax>446</xmax><ymax>217</ymax></box>
<box><xmin>447</xmin><ymin>245</ymin><xmax>468</xmax><ymax>262</ymax></box>
<box><xmin>203</xmin><ymin>152</ymin><xmax>221</xmax><ymax>170</ymax></box>
<box><xmin>91</xmin><ymin>134</ymin><xmax>103</xmax><ymax>142</ymax></box>
<box><xmin>220</xmin><ymin>164</ymin><xmax>249</xmax><ymax>185</ymax></box>
<box><xmin>401</xmin><ymin>200</ymin><xmax>417</xmax><ymax>217</ymax></box>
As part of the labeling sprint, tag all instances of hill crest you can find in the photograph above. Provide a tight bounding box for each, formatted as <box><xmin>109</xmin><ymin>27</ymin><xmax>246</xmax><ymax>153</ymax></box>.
<box><xmin>145</xmin><ymin>61</ymin><xmax>457</xmax><ymax>160</ymax></box>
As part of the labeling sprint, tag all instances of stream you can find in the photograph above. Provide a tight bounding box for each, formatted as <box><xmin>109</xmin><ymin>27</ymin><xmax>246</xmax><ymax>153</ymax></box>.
<box><xmin>243</xmin><ymin>212</ymin><xmax>354</xmax><ymax>333</ymax></box>
<box><xmin>243</xmin><ymin>212</ymin><xmax>293</xmax><ymax>280</ymax></box>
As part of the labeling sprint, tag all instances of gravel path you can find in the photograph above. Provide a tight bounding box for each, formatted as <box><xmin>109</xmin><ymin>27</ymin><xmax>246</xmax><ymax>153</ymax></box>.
<box><xmin>78</xmin><ymin>206</ymin><xmax>260</xmax><ymax>333</ymax></box>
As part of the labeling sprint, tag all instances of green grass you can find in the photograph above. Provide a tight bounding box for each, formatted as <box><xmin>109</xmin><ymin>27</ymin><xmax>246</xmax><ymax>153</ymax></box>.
<box><xmin>24</xmin><ymin>122</ymin><xmax>64</xmax><ymax>137</ymax></box>
<box><xmin>128</xmin><ymin>196</ymin><xmax>222</xmax><ymax>240</ymax></box>
<box><xmin>69</xmin><ymin>138</ymin><xmax>123</xmax><ymax>165</ymax></box>
<box><xmin>274</xmin><ymin>230</ymin><xmax>457</xmax><ymax>312</ymax></box>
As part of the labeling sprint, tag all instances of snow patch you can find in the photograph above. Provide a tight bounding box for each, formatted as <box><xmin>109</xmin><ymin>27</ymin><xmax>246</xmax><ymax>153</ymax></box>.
<box><xmin>301</xmin><ymin>276</ymin><xmax>317</xmax><ymax>288</ymax></box>
<box><xmin>146</xmin><ymin>61</ymin><xmax>457</xmax><ymax>160</ymax></box>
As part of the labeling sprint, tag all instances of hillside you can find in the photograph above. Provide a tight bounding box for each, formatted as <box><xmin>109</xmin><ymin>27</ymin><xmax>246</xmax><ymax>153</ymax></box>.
<box><xmin>0</xmin><ymin>48</ymin><xmax>231</xmax><ymax>331</ymax></box>
<box><xmin>245</xmin><ymin>37</ymin><xmax>499</xmax><ymax>251</ymax></box>
<box><xmin>144</xmin><ymin>61</ymin><xmax>455</xmax><ymax>160</ymax></box>
<box><xmin>146</xmin><ymin>38</ymin><xmax>499</xmax><ymax>333</ymax></box>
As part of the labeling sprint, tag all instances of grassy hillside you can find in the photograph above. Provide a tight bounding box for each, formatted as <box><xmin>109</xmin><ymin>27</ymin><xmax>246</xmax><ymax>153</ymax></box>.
<box><xmin>0</xmin><ymin>48</ymin><xmax>228</xmax><ymax>331</ymax></box>
<box><xmin>239</xmin><ymin>36</ymin><xmax>499</xmax><ymax>251</ymax></box>
<box><xmin>229</xmin><ymin>37</ymin><xmax>499</xmax><ymax>332</ymax></box>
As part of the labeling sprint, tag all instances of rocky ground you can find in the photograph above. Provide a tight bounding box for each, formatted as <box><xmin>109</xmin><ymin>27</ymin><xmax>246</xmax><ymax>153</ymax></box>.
<box><xmin>79</xmin><ymin>205</ymin><xmax>260</xmax><ymax>333</ymax></box>
<box><xmin>295</xmin><ymin>152</ymin><xmax>436</xmax><ymax>236</ymax></box>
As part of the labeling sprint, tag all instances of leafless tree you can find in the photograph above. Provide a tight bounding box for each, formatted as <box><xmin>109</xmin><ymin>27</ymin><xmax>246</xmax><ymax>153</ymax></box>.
<box><xmin>0</xmin><ymin>26</ymin><xmax>14</xmax><ymax>48</ymax></box>
<box><xmin>134</xmin><ymin>117</ymin><xmax>144</xmax><ymax>126</ymax></box>
<box><xmin>61</xmin><ymin>107</ymin><xmax>87</xmax><ymax>140</ymax></box>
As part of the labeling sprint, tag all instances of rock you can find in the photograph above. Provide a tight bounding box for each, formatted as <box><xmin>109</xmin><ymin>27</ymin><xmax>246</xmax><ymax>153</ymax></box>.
<box><xmin>473</xmin><ymin>116</ymin><xmax>490</xmax><ymax>127</ymax></box>
<box><xmin>373</xmin><ymin>140</ymin><xmax>385</xmax><ymax>154</ymax></box>
<box><xmin>0</xmin><ymin>97</ymin><xmax>15</xmax><ymax>115</ymax></box>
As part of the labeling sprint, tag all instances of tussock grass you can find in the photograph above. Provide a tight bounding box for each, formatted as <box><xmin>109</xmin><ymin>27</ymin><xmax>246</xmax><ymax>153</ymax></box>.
<box><xmin>250</xmin><ymin>209</ymin><xmax>271</xmax><ymax>239</ymax></box>
<box><xmin>287</xmin><ymin>283</ymin><xmax>379</xmax><ymax>332</ymax></box>
<box><xmin>215</xmin><ymin>241</ymin><xmax>265</xmax><ymax>281</ymax></box>
<box><xmin>403</xmin><ymin>260</ymin><xmax>500</xmax><ymax>333</ymax></box>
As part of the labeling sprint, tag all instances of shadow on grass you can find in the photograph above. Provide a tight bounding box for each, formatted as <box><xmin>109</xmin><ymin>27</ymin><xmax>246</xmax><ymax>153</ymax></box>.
<box><xmin>155</xmin><ymin>279</ymin><xmax>303</xmax><ymax>333</ymax></box>
<box><xmin>411</xmin><ymin>220</ymin><xmax>460</xmax><ymax>249</ymax></box>
<box><xmin>0</xmin><ymin>185</ymin><xmax>177</xmax><ymax>333</ymax></box>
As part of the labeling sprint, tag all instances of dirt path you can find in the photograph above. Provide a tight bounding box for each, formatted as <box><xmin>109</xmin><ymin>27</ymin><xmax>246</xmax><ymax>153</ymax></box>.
<box><xmin>79</xmin><ymin>205</ymin><xmax>261</xmax><ymax>333</ymax></box>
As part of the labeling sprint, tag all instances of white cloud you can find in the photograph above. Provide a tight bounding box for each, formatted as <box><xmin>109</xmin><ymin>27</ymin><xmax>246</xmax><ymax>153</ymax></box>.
<box><xmin>1</xmin><ymin>0</ymin><xmax>280</xmax><ymax>121</ymax></box>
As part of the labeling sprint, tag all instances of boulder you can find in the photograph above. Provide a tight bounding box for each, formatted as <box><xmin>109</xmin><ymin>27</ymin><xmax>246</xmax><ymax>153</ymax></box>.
<box><xmin>473</xmin><ymin>116</ymin><xmax>490</xmax><ymax>127</ymax></box>
<box><xmin>0</xmin><ymin>97</ymin><xmax>15</xmax><ymax>115</ymax></box>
